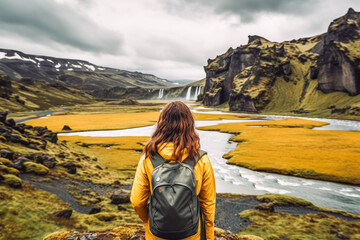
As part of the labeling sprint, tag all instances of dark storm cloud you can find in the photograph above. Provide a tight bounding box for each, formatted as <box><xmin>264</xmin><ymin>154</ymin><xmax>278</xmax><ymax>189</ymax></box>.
<box><xmin>182</xmin><ymin>0</ymin><xmax>314</xmax><ymax>22</ymax></box>
<box><xmin>0</xmin><ymin>0</ymin><xmax>123</xmax><ymax>54</ymax></box>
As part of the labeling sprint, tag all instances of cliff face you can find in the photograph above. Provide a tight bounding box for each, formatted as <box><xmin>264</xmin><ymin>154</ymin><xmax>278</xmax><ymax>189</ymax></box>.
<box><xmin>202</xmin><ymin>8</ymin><xmax>360</xmax><ymax>116</ymax></box>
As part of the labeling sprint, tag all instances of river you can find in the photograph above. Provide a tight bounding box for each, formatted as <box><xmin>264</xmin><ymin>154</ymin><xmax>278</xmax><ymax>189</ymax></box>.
<box><xmin>59</xmin><ymin>107</ymin><xmax>360</xmax><ymax>215</ymax></box>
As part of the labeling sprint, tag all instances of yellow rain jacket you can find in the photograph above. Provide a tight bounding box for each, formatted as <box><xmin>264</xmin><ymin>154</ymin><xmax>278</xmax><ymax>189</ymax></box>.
<box><xmin>131</xmin><ymin>143</ymin><xmax>216</xmax><ymax>240</ymax></box>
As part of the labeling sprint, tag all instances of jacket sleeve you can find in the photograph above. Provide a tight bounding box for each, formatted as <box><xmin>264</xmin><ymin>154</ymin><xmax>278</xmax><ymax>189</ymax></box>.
<box><xmin>199</xmin><ymin>155</ymin><xmax>216</xmax><ymax>240</ymax></box>
<box><xmin>130</xmin><ymin>155</ymin><xmax>150</xmax><ymax>223</ymax></box>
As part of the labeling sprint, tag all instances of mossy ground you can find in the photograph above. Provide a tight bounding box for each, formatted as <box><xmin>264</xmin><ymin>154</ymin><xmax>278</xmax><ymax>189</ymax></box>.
<box><xmin>3</xmin><ymin>101</ymin><xmax>360</xmax><ymax>239</ymax></box>
<box><xmin>59</xmin><ymin>136</ymin><xmax>150</xmax><ymax>184</ymax></box>
<box><xmin>0</xmin><ymin>182</ymin><xmax>141</xmax><ymax>240</ymax></box>
<box><xmin>198</xmin><ymin>118</ymin><xmax>360</xmax><ymax>184</ymax></box>
<box><xmin>239</xmin><ymin>210</ymin><xmax>360</xmax><ymax>240</ymax></box>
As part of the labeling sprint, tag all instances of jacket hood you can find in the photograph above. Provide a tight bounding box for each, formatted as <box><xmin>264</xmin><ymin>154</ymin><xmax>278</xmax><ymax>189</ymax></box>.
<box><xmin>157</xmin><ymin>142</ymin><xmax>189</xmax><ymax>162</ymax></box>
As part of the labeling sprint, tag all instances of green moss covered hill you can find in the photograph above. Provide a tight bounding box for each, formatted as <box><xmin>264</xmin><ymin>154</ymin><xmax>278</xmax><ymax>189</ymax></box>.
<box><xmin>0</xmin><ymin>74</ymin><xmax>95</xmax><ymax>112</ymax></box>
<box><xmin>202</xmin><ymin>8</ymin><xmax>360</xmax><ymax>118</ymax></box>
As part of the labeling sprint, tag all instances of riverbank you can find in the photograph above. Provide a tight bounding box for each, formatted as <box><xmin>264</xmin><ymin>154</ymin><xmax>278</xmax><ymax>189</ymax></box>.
<box><xmin>198</xmin><ymin>118</ymin><xmax>360</xmax><ymax>185</ymax></box>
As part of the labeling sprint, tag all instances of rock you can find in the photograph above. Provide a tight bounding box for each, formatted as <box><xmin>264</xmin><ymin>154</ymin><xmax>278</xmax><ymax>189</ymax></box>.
<box><xmin>44</xmin><ymin>132</ymin><xmax>58</xmax><ymax>143</ymax></box>
<box><xmin>129</xmin><ymin>234</ymin><xmax>145</xmax><ymax>240</ymax></box>
<box><xmin>35</xmin><ymin>154</ymin><xmax>57</xmax><ymax>168</ymax></box>
<box><xmin>14</xmin><ymin>123</ymin><xmax>26</xmax><ymax>134</ymax></box>
<box><xmin>60</xmin><ymin>161</ymin><xmax>77</xmax><ymax>174</ymax></box>
<box><xmin>110</xmin><ymin>190</ymin><xmax>130</xmax><ymax>204</ymax></box>
<box><xmin>13</xmin><ymin>156</ymin><xmax>31</xmax><ymax>171</ymax></box>
<box><xmin>0</xmin><ymin>125</ymin><xmax>11</xmax><ymax>134</ymax></box>
<box><xmin>24</xmin><ymin>162</ymin><xmax>49</xmax><ymax>175</ymax></box>
<box><xmin>255</xmin><ymin>202</ymin><xmax>274</xmax><ymax>212</ymax></box>
<box><xmin>117</xmin><ymin>205</ymin><xmax>127</xmax><ymax>211</ymax></box>
<box><xmin>42</xmin><ymin>231</ymin><xmax>72</xmax><ymax>240</ymax></box>
<box><xmin>0</xmin><ymin>112</ymin><xmax>8</xmax><ymax>123</ymax></box>
<box><xmin>55</xmin><ymin>209</ymin><xmax>73</xmax><ymax>219</ymax></box>
<box><xmin>0</xmin><ymin>157</ymin><xmax>13</xmax><ymax>166</ymax></box>
<box><xmin>88</xmin><ymin>234</ymin><xmax>97</xmax><ymax>240</ymax></box>
<box><xmin>317</xmin><ymin>41</ymin><xmax>360</xmax><ymax>96</ymax></box>
<box><xmin>0</xmin><ymin>165</ymin><xmax>20</xmax><ymax>175</ymax></box>
<box><xmin>57</xmin><ymin>152</ymin><xmax>66</xmax><ymax>158</ymax></box>
<box><xmin>5</xmin><ymin>118</ymin><xmax>16</xmax><ymax>127</ymax></box>
<box><xmin>27</xmin><ymin>144</ymin><xmax>39</xmax><ymax>150</ymax></box>
<box><xmin>9</xmin><ymin>134</ymin><xmax>29</xmax><ymax>145</ymax></box>
<box><xmin>3</xmin><ymin>174</ymin><xmax>22</xmax><ymax>188</ymax></box>
<box><xmin>62</xmin><ymin>125</ymin><xmax>72</xmax><ymax>131</ymax></box>
<box><xmin>336</xmin><ymin>232</ymin><xmax>350</xmax><ymax>239</ymax></box>
<box><xmin>94</xmin><ymin>212</ymin><xmax>117</xmax><ymax>221</ymax></box>
<box><xmin>0</xmin><ymin>149</ymin><xmax>14</xmax><ymax>160</ymax></box>
<box><xmin>88</xmin><ymin>207</ymin><xmax>101</xmax><ymax>214</ymax></box>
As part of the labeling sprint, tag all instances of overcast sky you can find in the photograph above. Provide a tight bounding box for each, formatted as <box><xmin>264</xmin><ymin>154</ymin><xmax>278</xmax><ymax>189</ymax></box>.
<box><xmin>0</xmin><ymin>0</ymin><xmax>360</xmax><ymax>81</ymax></box>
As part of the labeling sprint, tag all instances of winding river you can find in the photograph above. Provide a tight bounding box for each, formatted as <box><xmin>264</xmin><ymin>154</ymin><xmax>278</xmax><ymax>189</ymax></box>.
<box><xmin>59</xmin><ymin>107</ymin><xmax>360</xmax><ymax>215</ymax></box>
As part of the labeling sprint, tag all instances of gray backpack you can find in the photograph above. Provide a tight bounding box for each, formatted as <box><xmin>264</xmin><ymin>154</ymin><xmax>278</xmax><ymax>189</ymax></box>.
<box><xmin>149</xmin><ymin>150</ymin><xmax>207</xmax><ymax>239</ymax></box>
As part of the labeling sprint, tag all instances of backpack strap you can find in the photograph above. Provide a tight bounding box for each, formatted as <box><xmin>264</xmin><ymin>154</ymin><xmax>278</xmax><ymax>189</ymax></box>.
<box><xmin>150</xmin><ymin>152</ymin><xmax>166</xmax><ymax>169</ymax></box>
<box><xmin>150</xmin><ymin>150</ymin><xmax>207</xmax><ymax>169</ymax></box>
<box><xmin>182</xmin><ymin>150</ymin><xmax>207</xmax><ymax>169</ymax></box>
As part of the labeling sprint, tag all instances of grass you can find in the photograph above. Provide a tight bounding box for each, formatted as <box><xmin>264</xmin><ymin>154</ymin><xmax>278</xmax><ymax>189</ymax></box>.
<box><xmin>239</xmin><ymin>209</ymin><xmax>360</xmax><ymax>240</ymax></box>
<box><xmin>0</xmin><ymin>183</ymin><xmax>141</xmax><ymax>240</ymax></box>
<box><xmin>25</xmin><ymin>112</ymin><xmax>161</xmax><ymax>132</ymax></box>
<box><xmin>59</xmin><ymin>136</ymin><xmax>149</xmax><ymax>184</ymax></box>
<box><xmin>198</xmin><ymin>118</ymin><xmax>360</xmax><ymax>184</ymax></box>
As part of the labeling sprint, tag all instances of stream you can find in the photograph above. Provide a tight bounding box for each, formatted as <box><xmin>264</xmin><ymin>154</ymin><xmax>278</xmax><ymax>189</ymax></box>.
<box><xmin>59</xmin><ymin>108</ymin><xmax>360</xmax><ymax>215</ymax></box>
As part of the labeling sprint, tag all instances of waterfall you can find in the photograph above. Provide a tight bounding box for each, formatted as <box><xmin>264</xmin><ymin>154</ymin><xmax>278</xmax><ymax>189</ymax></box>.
<box><xmin>158</xmin><ymin>89</ymin><xmax>164</xmax><ymax>99</ymax></box>
<box><xmin>193</xmin><ymin>86</ymin><xmax>201</xmax><ymax>100</ymax></box>
<box><xmin>186</xmin><ymin>86</ymin><xmax>192</xmax><ymax>100</ymax></box>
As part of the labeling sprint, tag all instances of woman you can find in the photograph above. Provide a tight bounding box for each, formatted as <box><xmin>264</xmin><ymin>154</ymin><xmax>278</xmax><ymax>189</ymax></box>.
<box><xmin>131</xmin><ymin>101</ymin><xmax>216</xmax><ymax>240</ymax></box>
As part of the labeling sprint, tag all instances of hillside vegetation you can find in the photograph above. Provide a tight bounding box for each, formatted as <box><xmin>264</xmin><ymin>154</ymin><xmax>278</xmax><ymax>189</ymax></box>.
<box><xmin>202</xmin><ymin>8</ymin><xmax>360</xmax><ymax>119</ymax></box>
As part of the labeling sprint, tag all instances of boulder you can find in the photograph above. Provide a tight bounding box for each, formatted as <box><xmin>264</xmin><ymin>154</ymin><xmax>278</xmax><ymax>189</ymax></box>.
<box><xmin>60</xmin><ymin>161</ymin><xmax>77</xmax><ymax>174</ymax></box>
<box><xmin>88</xmin><ymin>207</ymin><xmax>102</xmax><ymax>214</ymax></box>
<box><xmin>13</xmin><ymin>156</ymin><xmax>31</xmax><ymax>171</ymax></box>
<box><xmin>35</xmin><ymin>154</ymin><xmax>57</xmax><ymax>168</ymax></box>
<box><xmin>5</xmin><ymin>118</ymin><xmax>16</xmax><ymax>127</ymax></box>
<box><xmin>95</xmin><ymin>212</ymin><xmax>117</xmax><ymax>222</ymax></box>
<box><xmin>54</xmin><ymin>209</ymin><xmax>73</xmax><ymax>219</ymax></box>
<box><xmin>44</xmin><ymin>132</ymin><xmax>58</xmax><ymax>143</ymax></box>
<box><xmin>0</xmin><ymin>112</ymin><xmax>8</xmax><ymax>123</ymax></box>
<box><xmin>62</xmin><ymin>125</ymin><xmax>72</xmax><ymax>131</ymax></box>
<box><xmin>117</xmin><ymin>205</ymin><xmax>127</xmax><ymax>211</ymax></box>
<box><xmin>336</xmin><ymin>232</ymin><xmax>350</xmax><ymax>239</ymax></box>
<box><xmin>0</xmin><ymin>157</ymin><xmax>13</xmax><ymax>166</ymax></box>
<box><xmin>9</xmin><ymin>134</ymin><xmax>29</xmax><ymax>145</ymax></box>
<box><xmin>24</xmin><ymin>162</ymin><xmax>49</xmax><ymax>175</ymax></box>
<box><xmin>0</xmin><ymin>125</ymin><xmax>11</xmax><ymax>134</ymax></box>
<box><xmin>3</xmin><ymin>174</ymin><xmax>22</xmax><ymax>188</ymax></box>
<box><xmin>255</xmin><ymin>202</ymin><xmax>275</xmax><ymax>212</ymax></box>
<box><xmin>14</xmin><ymin>123</ymin><xmax>27</xmax><ymax>134</ymax></box>
<box><xmin>0</xmin><ymin>149</ymin><xmax>14</xmax><ymax>160</ymax></box>
<box><xmin>110</xmin><ymin>190</ymin><xmax>130</xmax><ymax>204</ymax></box>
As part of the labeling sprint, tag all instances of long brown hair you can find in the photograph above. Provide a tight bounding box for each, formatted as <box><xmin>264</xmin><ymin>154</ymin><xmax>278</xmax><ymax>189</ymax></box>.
<box><xmin>143</xmin><ymin>101</ymin><xmax>200</xmax><ymax>161</ymax></box>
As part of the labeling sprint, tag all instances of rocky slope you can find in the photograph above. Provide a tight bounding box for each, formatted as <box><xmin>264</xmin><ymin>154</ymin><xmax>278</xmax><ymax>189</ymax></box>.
<box><xmin>202</xmin><ymin>8</ymin><xmax>360</xmax><ymax>117</ymax></box>
<box><xmin>0</xmin><ymin>74</ymin><xmax>95</xmax><ymax>112</ymax></box>
<box><xmin>0</xmin><ymin>48</ymin><xmax>174</xmax><ymax>91</ymax></box>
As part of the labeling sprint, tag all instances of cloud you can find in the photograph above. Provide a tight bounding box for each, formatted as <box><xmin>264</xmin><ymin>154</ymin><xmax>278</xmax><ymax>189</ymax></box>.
<box><xmin>174</xmin><ymin>0</ymin><xmax>314</xmax><ymax>23</ymax></box>
<box><xmin>1</xmin><ymin>0</ymin><xmax>360</xmax><ymax>81</ymax></box>
<box><xmin>0</xmin><ymin>0</ymin><xmax>123</xmax><ymax>54</ymax></box>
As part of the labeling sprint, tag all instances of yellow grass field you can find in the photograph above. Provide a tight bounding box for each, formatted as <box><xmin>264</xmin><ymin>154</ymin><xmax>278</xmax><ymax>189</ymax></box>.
<box><xmin>59</xmin><ymin>136</ymin><xmax>150</xmax><ymax>183</ymax></box>
<box><xmin>198</xmin><ymin>118</ymin><xmax>360</xmax><ymax>184</ymax></box>
<box><xmin>25</xmin><ymin>112</ymin><xmax>258</xmax><ymax>132</ymax></box>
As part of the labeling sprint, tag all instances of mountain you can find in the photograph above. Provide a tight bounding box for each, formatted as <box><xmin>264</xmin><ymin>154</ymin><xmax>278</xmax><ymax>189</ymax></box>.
<box><xmin>0</xmin><ymin>74</ymin><xmax>95</xmax><ymax>112</ymax></box>
<box><xmin>202</xmin><ymin>8</ymin><xmax>360</xmax><ymax>117</ymax></box>
<box><xmin>0</xmin><ymin>49</ymin><xmax>174</xmax><ymax>91</ymax></box>
<box><xmin>90</xmin><ymin>78</ymin><xmax>205</xmax><ymax>100</ymax></box>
